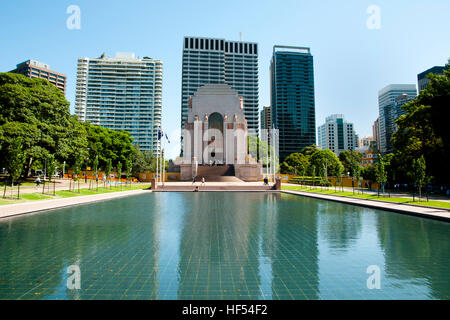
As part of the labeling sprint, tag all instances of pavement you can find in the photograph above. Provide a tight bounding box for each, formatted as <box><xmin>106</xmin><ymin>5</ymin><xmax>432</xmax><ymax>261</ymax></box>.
<box><xmin>0</xmin><ymin>189</ymin><xmax>150</xmax><ymax>220</ymax></box>
<box><xmin>282</xmin><ymin>183</ymin><xmax>450</xmax><ymax>203</ymax></box>
<box><xmin>282</xmin><ymin>189</ymin><xmax>450</xmax><ymax>222</ymax></box>
<box><xmin>1</xmin><ymin>181</ymin><xmax>448</xmax><ymax>222</ymax></box>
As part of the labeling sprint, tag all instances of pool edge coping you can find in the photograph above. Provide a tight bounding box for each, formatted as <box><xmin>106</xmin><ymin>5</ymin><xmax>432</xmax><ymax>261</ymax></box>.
<box><xmin>0</xmin><ymin>189</ymin><xmax>152</xmax><ymax>220</ymax></box>
<box><xmin>281</xmin><ymin>190</ymin><xmax>450</xmax><ymax>222</ymax></box>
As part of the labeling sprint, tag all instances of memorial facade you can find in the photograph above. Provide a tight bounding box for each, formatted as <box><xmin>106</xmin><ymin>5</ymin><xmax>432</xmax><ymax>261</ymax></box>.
<box><xmin>180</xmin><ymin>84</ymin><xmax>262</xmax><ymax>181</ymax></box>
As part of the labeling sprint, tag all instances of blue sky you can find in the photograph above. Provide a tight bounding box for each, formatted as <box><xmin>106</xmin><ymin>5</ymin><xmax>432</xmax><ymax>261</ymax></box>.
<box><xmin>1</xmin><ymin>0</ymin><xmax>449</xmax><ymax>159</ymax></box>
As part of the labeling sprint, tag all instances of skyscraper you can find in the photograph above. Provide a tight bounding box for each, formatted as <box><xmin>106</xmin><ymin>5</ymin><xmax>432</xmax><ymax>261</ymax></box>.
<box><xmin>378</xmin><ymin>84</ymin><xmax>417</xmax><ymax>154</ymax></box>
<box><xmin>271</xmin><ymin>46</ymin><xmax>315</xmax><ymax>159</ymax></box>
<box><xmin>372</xmin><ymin>117</ymin><xmax>381</xmax><ymax>153</ymax></box>
<box><xmin>75</xmin><ymin>52</ymin><xmax>163</xmax><ymax>154</ymax></box>
<box><xmin>417</xmin><ymin>66</ymin><xmax>445</xmax><ymax>92</ymax></box>
<box><xmin>317</xmin><ymin>114</ymin><xmax>356</xmax><ymax>156</ymax></box>
<box><xmin>260</xmin><ymin>106</ymin><xmax>272</xmax><ymax>130</ymax></box>
<box><xmin>10</xmin><ymin>59</ymin><xmax>66</xmax><ymax>94</ymax></box>
<box><xmin>181</xmin><ymin>36</ymin><xmax>259</xmax><ymax>138</ymax></box>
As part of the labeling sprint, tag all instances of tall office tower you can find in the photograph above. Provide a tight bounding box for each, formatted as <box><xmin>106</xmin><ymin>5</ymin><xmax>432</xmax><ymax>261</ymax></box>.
<box><xmin>317</xmin><ymin>114</ymin><xmax>356</xmax><ymax>156</ymax></box>
<box><xmin>260</xmin><ymin>106</ymin><xmax>272</xmax><ymax>130</ymax></box>
<box><xmin>417</xmin><ymin>66</ymin><xmax>445</xmax><ymax>92</ymax></box>
<box><xmin>378</xmin><ymin>84</ymin><xmax>416</xmax><ymax>154</ymax></box>
<box><xmin>10</xmin><ymin>59</ymin><xmax>66</xmax><ymax>94</ymax></box>
<box><xmin>181</xmin><ymin>37</ymin><xmax>259</xmax><ymax>137</ymax></box>
<box><xmin>271</xmin><ymin>46</ymin><xmax>315</xmax><ymax>159</ymax></box>
<box><xmin>75</xmin><ymin>52</ymin><xmax>163</xmax><ymax>154</ymax></box>
<box><xmin>372</xmin><ymin>117</ymin><xmax>381</xmax><ymax>153</ymax></box>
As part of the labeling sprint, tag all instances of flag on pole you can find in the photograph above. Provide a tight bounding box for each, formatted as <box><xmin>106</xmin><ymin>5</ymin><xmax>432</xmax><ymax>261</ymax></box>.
<box><xmin>165</xmin><ymin>133</ymin><xmax>170</xmax><ymax>143</ymax></box>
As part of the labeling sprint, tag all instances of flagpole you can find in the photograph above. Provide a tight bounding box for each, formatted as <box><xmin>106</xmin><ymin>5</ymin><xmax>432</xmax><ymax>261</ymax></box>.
<box><xmin>272</xmin><ymin>125</ymin><xmax>275</xmax><ymax>182</ymax></box>
<box><xmin>266</xmin><ymin>129</ymin><xmax>270</xmax><ymax>181</ymax></box>
<box><xmin>156</xmin><ymin>126</ymin><xmax>159</xmax><ymax>184</ymax></box>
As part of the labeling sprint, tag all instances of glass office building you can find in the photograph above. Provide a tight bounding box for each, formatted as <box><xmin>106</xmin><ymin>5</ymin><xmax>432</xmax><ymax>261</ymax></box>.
<box><xmin>378</xmin><ymin>84</ymin><xmax>416</xmax><ymax>154</ymax></box>
<box><xmin>75</xmin><ymin>52</ymin><xmax>163</xmax><ymax>154</ymax></box>
<box><xmin>271</xmin><ymin>46</ymin><xmax>316</xmax><ymax>159</ymax></box>
<box><xmin>181</xmin><ymin>37</ymin><xmax>259</xmax><ymax>138</ymax></box>
<box><xmin>417</xmin><ymin>66</ymin><xmax>445</xmax><ymax>92</ymax></box>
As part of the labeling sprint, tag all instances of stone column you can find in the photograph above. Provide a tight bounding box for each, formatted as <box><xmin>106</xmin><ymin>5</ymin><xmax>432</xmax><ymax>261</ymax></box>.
<box><xmin>193</xmin><ymin>118</ymin><xmax>203</xmax><ymax>164</ymax></box>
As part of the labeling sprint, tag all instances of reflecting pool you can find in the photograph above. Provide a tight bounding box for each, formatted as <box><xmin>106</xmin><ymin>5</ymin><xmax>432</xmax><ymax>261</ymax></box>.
<box><xmin>0</xmin><ymin>192</ymin><xmax>449</xmax><ymax>299</ymax></box>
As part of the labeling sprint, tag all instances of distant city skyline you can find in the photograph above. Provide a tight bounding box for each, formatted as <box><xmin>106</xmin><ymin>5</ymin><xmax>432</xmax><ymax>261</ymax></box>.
<box><xmin>1</xmin><ymin>0</ymin><xmax>449</xmax><ymax>159</ymax></box>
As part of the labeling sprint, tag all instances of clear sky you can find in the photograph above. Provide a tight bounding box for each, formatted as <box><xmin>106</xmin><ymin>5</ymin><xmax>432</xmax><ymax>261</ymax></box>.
<box><xmin>1</xmin><ymin>0</ymin><xmax>449</xmax><ymax>159</ymax></box>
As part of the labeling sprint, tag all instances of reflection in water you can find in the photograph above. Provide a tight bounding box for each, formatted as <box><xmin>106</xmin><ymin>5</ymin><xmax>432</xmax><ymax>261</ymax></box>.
<box><xmin>376</xmin><ymin>213</ymin><xmax>450</xmax><ymax>299</ymax></box>
<box><xmin>318</xmin><ymin>201</ymin><xmax>362</xmax><ymax>252</ymax></box>
<box><xmin>0</xmin><ymin>192</ymin><xmax>448</xmax><ymax>299</ymax></box>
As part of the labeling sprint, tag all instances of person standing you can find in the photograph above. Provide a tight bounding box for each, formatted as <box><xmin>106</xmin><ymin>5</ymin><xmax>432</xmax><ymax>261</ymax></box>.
<box><xmin>35</xmin><ymin>176</ymin><xmax>41</xmax><ymax>188</ymax></box>
<box><xmin>201</xmin><ymin>177</ymin><xmax>205</xmax><ymax>186</ymax></box>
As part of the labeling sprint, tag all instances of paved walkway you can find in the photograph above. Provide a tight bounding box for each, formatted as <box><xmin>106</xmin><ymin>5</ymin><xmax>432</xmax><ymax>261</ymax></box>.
<box><xmin>282</xmin><ymin>189</ymin><xmax>450</xmax><ymax>222</ymax></box>
<box><xmin>0</xmin><ymin>189</ymin><xmax>150</xmax><ymax>220</ymax></box>
<box><xmin>154</xmin><ymin>181</ymin><xmax>275</xmax><ymax>192</ymax></box>
<box><xmin>283</xmin><ymin>183</ymin><xmax>450</xmax><ymax>203</ymax></box>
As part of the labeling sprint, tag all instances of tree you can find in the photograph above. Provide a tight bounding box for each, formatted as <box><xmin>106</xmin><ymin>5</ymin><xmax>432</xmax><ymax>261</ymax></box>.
<box><xmin>353</xmin><ymin>162</ymin><xmax>361</xmax><ymax>194</ymax></box>
<box><xmin>280</xmin><ymin>153</ymin><xmax>310</xmax><ymax>175</ymax></box>
<box><xmin>339</xmin><ymin>150</ymin><xmax>363</xmax><ymax>176</ymax></box>
<box><xmin>310</xmin><ymin>165</ymin><xmax>316</xmax><ymax>189</ymax></box>
<box><xmin>125</xmin><ymin>159</ymin><xmax>132</xmax><ymax>185</ymax></box>
<box><xmin>0</xmin><ymin>73</ymin><xmax>89</xmax><ymax>176</ymax></box>
<box><xmin>93</xmin><ymin>154</ymin><xmax>99</xmax><ymax>190</ymax></box>
<box><xmin>310</xmin><ymin>149</ymin><xmax>342</xmax><ymax>177</ymax></box>
<box><xmin>105</xmin><ymin>159</ymin><xmax>112</xmax><ymax>187</ymax></box>
<box><xmin>83</xmin><ymin>122</ymin><xmax>134</xmax><ymax>170</ymax></box>
<box><xmin>73</xmin><ymin>153</ymin><xmax>83</xmax><ymax>192</ymax></box>
<box><xmin>392</xmin><ymin>63</ymin><xmax>450</xmax><ymax>185</ymax></box>
<box><xmin>4</xmin><ymin>138</ymin><xmax>25</xmax><ymax>199</ymax></box>
<box><xmin>301</xmin><ymin>145</ymin><xmax>318</xmax><ymax>157</ymax></box>
<box><xmin>46</xmin><ymin>154</ymin><xmax>57</xmax><ymax>182</ymax></box>
<box><xmin>361</xmin><ymin>166</ymin><xmax>377</xmax><ymax>189</ymax></box>
<box><xmin>375</xmin><ymin>155</ymin><xmax>388</xmax><ymax>196</ymax></box>
<box><xmin>336</xmin><ymin>162</ymin><xmax>343</xmax><ymax>192</ymax></box>
<box><xmin>408</xmin><ymin>155</ymin><xmax>426</xmax><ymax>201</ymax></box>
<box><xmin>116</xmin><ymin>161</ymin><xmax>122</xmax><ymax>185</ymax></box>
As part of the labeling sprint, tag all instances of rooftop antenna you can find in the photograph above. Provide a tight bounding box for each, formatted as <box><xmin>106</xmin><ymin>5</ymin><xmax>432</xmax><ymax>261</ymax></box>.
<box><xmin>239</xmin><ymin>32</ymin><xmax>242</xmax><ymax>41</ymax></box>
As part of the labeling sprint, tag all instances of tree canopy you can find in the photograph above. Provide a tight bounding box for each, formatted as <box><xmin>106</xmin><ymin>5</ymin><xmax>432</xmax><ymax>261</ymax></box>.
<box><xmin>392</xmin><ymin>63</ymin><xmax>450</xmax><ymax>184</ymax></box>
<box><xmin>0</xmin><ymin>72</ymin><xmax>139</xmax><ymax>178</ymax></box>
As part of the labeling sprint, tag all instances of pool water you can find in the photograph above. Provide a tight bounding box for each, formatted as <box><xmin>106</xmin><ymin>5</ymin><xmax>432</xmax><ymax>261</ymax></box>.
<box><xmin>0</xmin><ymin>192</ymin><xmax>448</xmax><ymax>300</ymax></box>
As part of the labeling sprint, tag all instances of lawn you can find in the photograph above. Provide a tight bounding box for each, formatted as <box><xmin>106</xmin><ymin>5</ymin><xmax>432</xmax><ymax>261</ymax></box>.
<box><xmin>282</xmin><ymin>185</ymin><xmax>450</xmax><ymax>209</ymax></box>
<box><xmin>0</xmin><ymin>184</ymin><xmax>151</xmax><ymax>206</ymax></box>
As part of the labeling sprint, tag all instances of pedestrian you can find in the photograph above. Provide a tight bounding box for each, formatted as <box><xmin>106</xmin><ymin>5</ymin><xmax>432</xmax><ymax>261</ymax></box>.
<box><xmin>35</xmin><ymin>176</ymin><xmax>41</xmax><ymax>187</ymax></box>
<box><xmin>192</xmin><ymin>176</ymin><xmax>196</xmax><ymax>185</ymax></box>
<box><xmin>201</xmin><ymin>177</ymin><xmax>205</xmax><ymax>186</ymax></box>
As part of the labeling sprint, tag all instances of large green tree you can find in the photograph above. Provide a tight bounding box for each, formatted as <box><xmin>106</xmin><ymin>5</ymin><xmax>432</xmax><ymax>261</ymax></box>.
<box><xmin>280</xmin><ymin>153</ymin><xmax>310</xmax><ymax>175</ymax></box>
<box><xmin>83</xmin><ymin>122</ymin><xmax>134</xmax><ymax>170</ymax></box>
<box><xmin>0</xmin><ymin>73</ymin><xmax>88</xmax><ymax>175</ymax></box>
<box><xmin>339</xmin><ymin>150</ymin><xmax>364</xmax><ymax>176</ymax></box>
<box><xmin>392</xmin><ymin>63</ymin><xmax>450</xmax><ymax>184</ymax></box>
<box><xmin>310</xmin><ymin>149</ymin><xmax>343</xmax><ymax>177</ymax></box>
